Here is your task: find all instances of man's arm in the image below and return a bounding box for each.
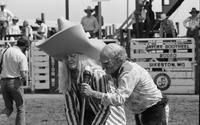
[20,70,28,82]
[19,54,28,82]
[183,17,190,28]
[81,72,137,106]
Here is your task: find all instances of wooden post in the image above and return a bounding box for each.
[195,36,199,94]
[135,0,140,38]
[98,2,102,39]
[65,0,69,19]
[41,13,45,23]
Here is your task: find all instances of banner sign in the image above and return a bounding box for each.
[129,38,196,94]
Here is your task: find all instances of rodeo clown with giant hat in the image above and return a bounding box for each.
[36,17,126,125]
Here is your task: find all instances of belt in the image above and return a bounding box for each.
[1,77,20,80]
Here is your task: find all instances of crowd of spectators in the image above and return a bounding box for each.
[0,1,50,42]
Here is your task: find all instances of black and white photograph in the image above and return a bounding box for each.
[0,0,199,125]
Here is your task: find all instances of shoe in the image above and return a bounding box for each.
[0,114,8,121]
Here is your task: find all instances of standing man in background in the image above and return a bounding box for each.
[81,6,99,38]
[183,7,200,39]
[0,1,14,40]
[0,36,30,125]
[131,6,146,38]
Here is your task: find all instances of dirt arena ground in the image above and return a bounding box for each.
[0,94,199,125]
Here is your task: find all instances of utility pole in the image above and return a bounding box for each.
[65,0,69,19]
[135,0,140,38]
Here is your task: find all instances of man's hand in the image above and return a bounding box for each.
[81,83,93,97]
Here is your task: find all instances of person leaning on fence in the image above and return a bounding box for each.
[81,43,169,125]
[59,53,126,125]
[0,36,30,125]
[183,7,200,39]
[159,13,176,38]
[81,6,99,38]
[33,18,48,40]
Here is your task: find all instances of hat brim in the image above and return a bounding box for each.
[12,19,19,21]
[36,21,105,60]
[84,9,93,13]
[190,11,199,14]
[35,21,42,23]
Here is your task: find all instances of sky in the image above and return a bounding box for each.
[3,0,200,36]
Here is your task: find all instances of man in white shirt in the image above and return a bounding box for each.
[0,36,29,125]
[81,6,99,38]
[81,43,169,125]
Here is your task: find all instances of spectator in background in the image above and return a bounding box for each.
[21,20,33,41]
[8,16,21,40]
[33,18,48,40]
[0,1,14,40]
[183,7,200,38]
[81,6,99,38]
[159,13,176,38]
[131,6,146,38]
[144,1,155,38]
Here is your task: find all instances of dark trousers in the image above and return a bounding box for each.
[0,78,25,125]
[187,28,199,38]
[135,95,168,125]
[0,21,7,40]
[132,23,144,38]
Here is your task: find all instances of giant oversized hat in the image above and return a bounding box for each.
[35,17,105,60]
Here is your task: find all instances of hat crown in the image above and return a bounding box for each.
[84,6,94,13]
[190,7,198,13]
[57,17,76,31]
[12,16,19,20]
[86,6,92,10]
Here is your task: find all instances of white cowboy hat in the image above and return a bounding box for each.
[84,6,94,13]
[35,17,105,60]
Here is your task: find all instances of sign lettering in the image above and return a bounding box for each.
[160,53,177,58]
[149,62,186,68]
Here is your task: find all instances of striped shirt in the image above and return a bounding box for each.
[64,67,126,125]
